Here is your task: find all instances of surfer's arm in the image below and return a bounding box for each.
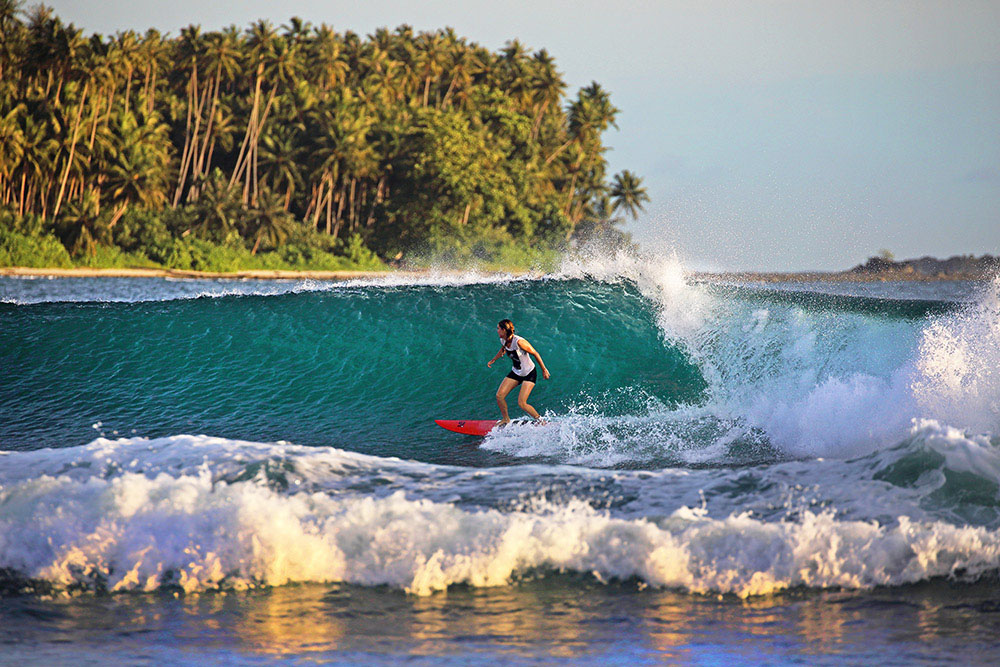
[487,347,505,368]
[518,339,551,380]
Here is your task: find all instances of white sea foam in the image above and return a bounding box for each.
[913,277,1000,434]
[2,424,999,597]
[3,460,1000,597]
[0,271,538,304]
[534,254,999,461]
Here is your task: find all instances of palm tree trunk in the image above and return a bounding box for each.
[441,73,459,109]
[178,77,211,204]
[326,182,335,234]
[331,189,343,239]
[305,181,318,225]
[230,63,263,188]
[19,172,26,215]
[108,203,127,229]
[206,138,217,173]
[87,93,103,151]
[142,63,151,108]
[365,175,385,228]
[348,177,357,232]
[173,67,200,206]
[334,178,347,236]
[193,68,221,184]
[124,67,133,114]
[53,80,89,219]
[563,172,578,216]
[311,177,325,228]
[544,137,574,166]
[147,67,157,114]
[530,99,550,141]
[249,86,278,205]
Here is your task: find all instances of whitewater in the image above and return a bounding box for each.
[1,256,999,664]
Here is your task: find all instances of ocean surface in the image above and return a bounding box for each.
[2,257,999,665]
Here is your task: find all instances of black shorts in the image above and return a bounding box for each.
[505,368,537,384]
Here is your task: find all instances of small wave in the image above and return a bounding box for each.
[2,424,1000,597]
[0,271,539,305]
[3,470,999,597]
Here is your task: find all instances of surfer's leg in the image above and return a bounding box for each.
[496,377,519,424]
[517,382,543,421]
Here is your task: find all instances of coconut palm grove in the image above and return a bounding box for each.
[0,3,649,271]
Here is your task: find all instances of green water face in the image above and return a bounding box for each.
[0,280,706,463]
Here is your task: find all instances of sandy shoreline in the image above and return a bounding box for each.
[0,266,990,282]
[0,267,404,280]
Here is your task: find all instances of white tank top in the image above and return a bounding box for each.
[504,335,535,377]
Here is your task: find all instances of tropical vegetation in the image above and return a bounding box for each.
[0,2,648,271]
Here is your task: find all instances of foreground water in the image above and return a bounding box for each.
[1,258,999,664]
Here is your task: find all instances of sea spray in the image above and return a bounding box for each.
[3,421,1000,596]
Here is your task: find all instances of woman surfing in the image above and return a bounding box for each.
[487,319,551,425]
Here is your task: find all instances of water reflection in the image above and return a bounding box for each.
[2,579,1000,663]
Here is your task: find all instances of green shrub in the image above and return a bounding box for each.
[342,234,385,270]
[0,226,73,268]
[71,245,159,269]
[111,209,176,264]
[1,205,388,273]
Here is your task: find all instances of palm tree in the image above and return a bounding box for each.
[191,168,241,240]
[231,21,300,205]
[527,49,564,140]
[245,186,296,254]
[58,188,103,256]
[0,0,26,82]
[112,30,141,113]
[50,25,90,219]
[187,27,241,189]
[2,8,650,268]
[0,101,25,207]
[309,24,348,92]
[172,24,206,206]
[258,123,302,210]
[139,29,167,114]
[229,20,276,191]
[103,110,170,228]
[415,30,447,107]
[609,170,649,219]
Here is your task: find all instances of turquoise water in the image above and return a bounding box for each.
[1,263,999,664]
[2,277,703,462]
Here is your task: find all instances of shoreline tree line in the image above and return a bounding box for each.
[0,2,649,271]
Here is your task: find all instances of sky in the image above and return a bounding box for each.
[44,0,1000,270]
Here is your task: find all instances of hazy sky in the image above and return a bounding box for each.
[45,0,1000,270]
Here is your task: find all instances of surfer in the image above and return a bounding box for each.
[487,319,550,425]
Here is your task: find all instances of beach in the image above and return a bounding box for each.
[2,264,992,283]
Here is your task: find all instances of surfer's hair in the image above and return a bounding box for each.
[498,319,515,336]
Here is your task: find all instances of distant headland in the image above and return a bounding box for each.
[701,254,999,283]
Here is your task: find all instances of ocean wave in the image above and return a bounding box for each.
[2,257,997,466]
[2,423,1000,597]
[0,270,541,305]
[3,469,999,597]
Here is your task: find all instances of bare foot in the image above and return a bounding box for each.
[499,418,511,426]
[534,418,547,426]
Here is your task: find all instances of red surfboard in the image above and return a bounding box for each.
[435,419,500,436]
